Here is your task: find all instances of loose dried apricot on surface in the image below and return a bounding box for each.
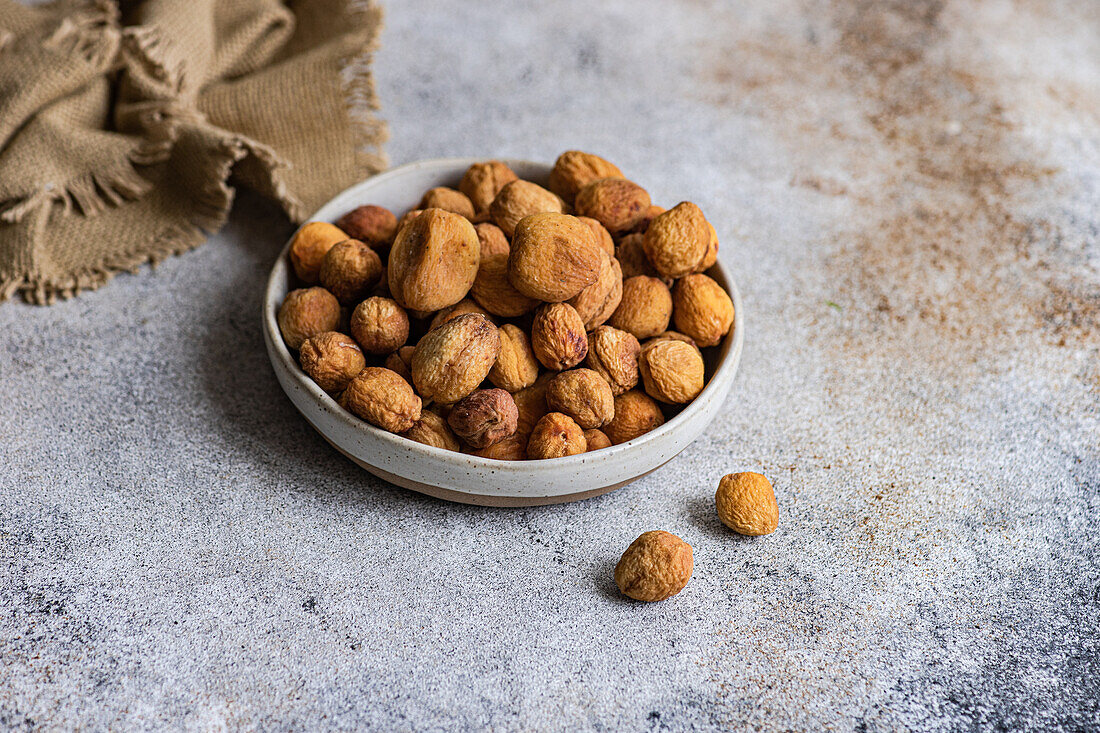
[281,152,737,459]
[716,472,779,536]
[615,530,693,602]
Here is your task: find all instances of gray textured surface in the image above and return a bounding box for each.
[3,0,1099,730]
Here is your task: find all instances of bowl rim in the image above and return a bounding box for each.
[263,157,744,472]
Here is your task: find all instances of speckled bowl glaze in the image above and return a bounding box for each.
[263,158,744,506]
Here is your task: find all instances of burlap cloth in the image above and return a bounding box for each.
[0,0,386,304]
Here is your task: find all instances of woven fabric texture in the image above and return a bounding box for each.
[0,0,386,304]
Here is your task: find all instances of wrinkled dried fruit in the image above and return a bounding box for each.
[476,221,509,257]
[652,330,698,349]
[460,161,519,213]
[508,212,602,302]
[639,339,705,404]
[672,273,734,347]
[396,208,425,236]
[547,151,624,205]
[583,429,612,451]
[489,324,539,392]
[631,204,666,235]
[616,233,661,280]
[384,345,415,383]
[401,409,461,451]
[490,180,565,237]
[514,374,552,435]
[614,530,693,602]
[716,472,779,536]
[350,296,409,355]
[429,298,493,331]
[531,302,588,371]
[448,388,519,448]
[388,208,479,311]
[696,221,719,272]
[574,178,651,234]
[586,325,641,395]
[298,153,738,460]
[468,434,528,460]
[642,201,710,279]
[471,376,552,460]
[603,389,665,444]
[429,402,452,421]
[419,187,476,219]
[411,314,501,404]
[609,276,672,339]
[278,287,341,350]
[545,368,615,429]
[289,222,348,283]
[471,223,538,317]
[343,366,422,433]
[526,412,586,459]
[299,331,366,394]
[319,239,383,305]
[577,216,615,256]
[567,251,622,330]
[336,205,397,249]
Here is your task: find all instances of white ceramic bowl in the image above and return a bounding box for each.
[263,158,744,506]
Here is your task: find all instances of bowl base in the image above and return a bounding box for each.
[313,426,663,507]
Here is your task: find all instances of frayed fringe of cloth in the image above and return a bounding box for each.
[0,0,388,304]
[0,155,153,223]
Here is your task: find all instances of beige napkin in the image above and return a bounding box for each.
[0,0,386,304]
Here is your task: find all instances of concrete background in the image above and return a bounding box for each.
[2,0,1098,730]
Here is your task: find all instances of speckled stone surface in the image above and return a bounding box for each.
[2,1,1098,730]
